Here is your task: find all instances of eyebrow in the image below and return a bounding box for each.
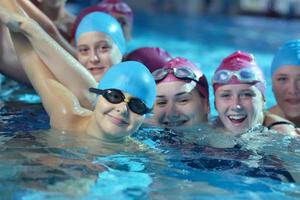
[175,92,190,97]
[156,92,190,98]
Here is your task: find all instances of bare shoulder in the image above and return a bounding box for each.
[268,105,285,117]
[46,79,93,132]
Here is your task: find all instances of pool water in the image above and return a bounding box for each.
[1,11,300,200]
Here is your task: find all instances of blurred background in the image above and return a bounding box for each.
[68,0,300,18]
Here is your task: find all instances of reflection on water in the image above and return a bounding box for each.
[1,124,299,199]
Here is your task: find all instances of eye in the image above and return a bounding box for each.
[78,46,89,55]
[176,97,190,105]
[96,44,111,53]
[219,93,231,99]
[239,91,255,99]
[156,99,167,107]
[276,76,288,82]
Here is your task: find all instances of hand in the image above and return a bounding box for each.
[0,7,22,32]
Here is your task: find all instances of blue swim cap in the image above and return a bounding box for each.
[97,61,156,109]
[271,39,300,76]
[75,11,126,54]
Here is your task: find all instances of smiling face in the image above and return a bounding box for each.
[76,32,122,82]
[151,81,209,130]
[215,84,264,136]
[93,93,145,141]
[272,66,300,121]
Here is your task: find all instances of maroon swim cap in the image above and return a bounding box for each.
[157,57,209,101]
[126,47,172,72]
[97,0,133,27]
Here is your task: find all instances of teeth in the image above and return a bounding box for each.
[228,115,246,120]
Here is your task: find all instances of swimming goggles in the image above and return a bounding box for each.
[99,2,132,14]
[89,88,151,115]
[212,68,263,84]
[152,67,199,83]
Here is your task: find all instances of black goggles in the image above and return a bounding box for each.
[152,67,199,83]
[89,88,151,115]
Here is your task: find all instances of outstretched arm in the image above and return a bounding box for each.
[0,23,30,85]
[0,0,97,110]
[15,0,77,57]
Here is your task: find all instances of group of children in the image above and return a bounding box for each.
[0,0,299,145]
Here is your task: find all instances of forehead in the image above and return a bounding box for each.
[274,65,300,75]
[216,83,259,93]
[157,81,196,97]
[77,32,113,45]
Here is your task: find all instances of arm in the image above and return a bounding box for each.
[0,0,97,110]
[264,112,299,136]
[16,0,77,57]
[0,4,91,131]
[0,23,30,85]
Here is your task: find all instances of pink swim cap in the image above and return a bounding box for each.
[97,0,133,27]
[213,51,266,97]
[157,57,209,101]
[126,47,172,72]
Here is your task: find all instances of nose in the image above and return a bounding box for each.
[165,102,180,121]
[116,102,129,116]
[289,78,300,95]
[89,49,100,63]
[231,95,242,111]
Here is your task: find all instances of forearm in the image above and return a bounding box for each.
[20,18,97,109]
[0,23,31,85]
[16,0,77,57]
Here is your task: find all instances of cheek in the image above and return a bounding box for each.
[153,106,164,119]
[247,99,263,116]
[77,54,88,66]
[215,99,225,112]
[273,82,286,95]
[96,99,114,114]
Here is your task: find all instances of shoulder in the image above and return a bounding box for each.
[268,105,285,118]
[46,79,93,131]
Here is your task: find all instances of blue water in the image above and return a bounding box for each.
[1,11,300,200]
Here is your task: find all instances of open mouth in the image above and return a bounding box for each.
[227,114,247,124]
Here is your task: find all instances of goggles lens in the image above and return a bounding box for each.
[89,88,150,115]
[213,68,262,84]
[152,67,198,82]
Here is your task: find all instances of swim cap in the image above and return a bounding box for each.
[97,61,156,109]
[271,39,300,76]
[156,57,209,100]
[213,51,266,97]
[97,0,133,27]
[126,47,172,72]
[73,9,126,54]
